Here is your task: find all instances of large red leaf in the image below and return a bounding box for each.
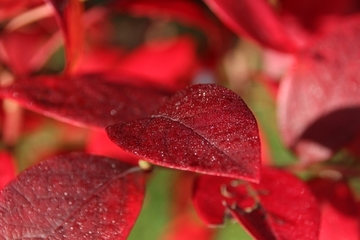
[0,152,16,190]
[204,0,298,53]
[0,152,145,239]
[0,75,172,129]
[308,178,360,240]
[107,84,260,182]
[45,0,84,72]
[278,15,360,163]
[192,167,320,239]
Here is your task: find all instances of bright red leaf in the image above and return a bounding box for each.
[0,152,145,239]
[192,167,320,239]
[107,84,260,182]
[278,15,360,163]
[45,0,84,72]
[0,75,172,130]
[308,178,360,240]
[0,152,16,190]
[204,0,298,53]
[112,36,199,91]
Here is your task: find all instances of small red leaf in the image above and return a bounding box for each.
[45,0,84,72]
[0,152,145,239]
[107,84,260,182]
[204,0,298,52]
[0,152,16,190]
[278,15,360,163]
[308,178,360,240]
[193,167,320,239]
[0,75,172,129]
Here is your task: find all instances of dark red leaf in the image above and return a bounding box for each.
[45,0,84,72]
[192,167,320,239]
[0,75,172,129]
[0,152,16,190]
[112,36,199,91]
[107,84,260,182]
[278,15,360,163]
[308,178,360,240]
[204,0,298,52]
[0,152,145,239]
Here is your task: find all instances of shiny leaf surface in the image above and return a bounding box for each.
[107,84,260,182]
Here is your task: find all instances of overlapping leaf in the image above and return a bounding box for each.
[192,167,320,239]
[45,0,84,72]
[204,0,298,52]
[0,152,145,239]
[278,15,360,163]
[308,178,360,240]
[0,75,172,129]
[107,84,260,182]
[0,152,16,190]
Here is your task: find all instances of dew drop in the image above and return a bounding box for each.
[110,109,117,116]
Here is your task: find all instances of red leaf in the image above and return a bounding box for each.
[0,152,145,239]
[0,75,172,129]
[204,0,298,52]
[45,0,84,72]
[107,84,260,182]
[278,15,360,163]
[0,152,16,190]
[308,178,360,240]
[193,167,320,239]
[112,37,199,91]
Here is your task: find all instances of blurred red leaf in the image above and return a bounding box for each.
[0,152,145,239]
[278,15,360,163]
[0,0,43,21]
[0,152,16,190]
[204,0,298,52]
[112,37,199,91]
[86,130,139,165]
[0,75,172,129]
[308,178,360,240]
[107,84,260,182]
[0,21,59,76]
[45,0,84,72]
[193,167,320,239]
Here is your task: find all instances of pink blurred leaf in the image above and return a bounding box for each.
[279,0,359,31]
[45,0,84,72]
[278,15,360,163]
[107,84,260,182]
[193,167,320,239]
[0,0,43,21]
[112,37,199,91]
[204,0,298,52]
[308,178,360,240]
[0,75,172,129]
[0,152,144,239]
[0,152,16,190]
